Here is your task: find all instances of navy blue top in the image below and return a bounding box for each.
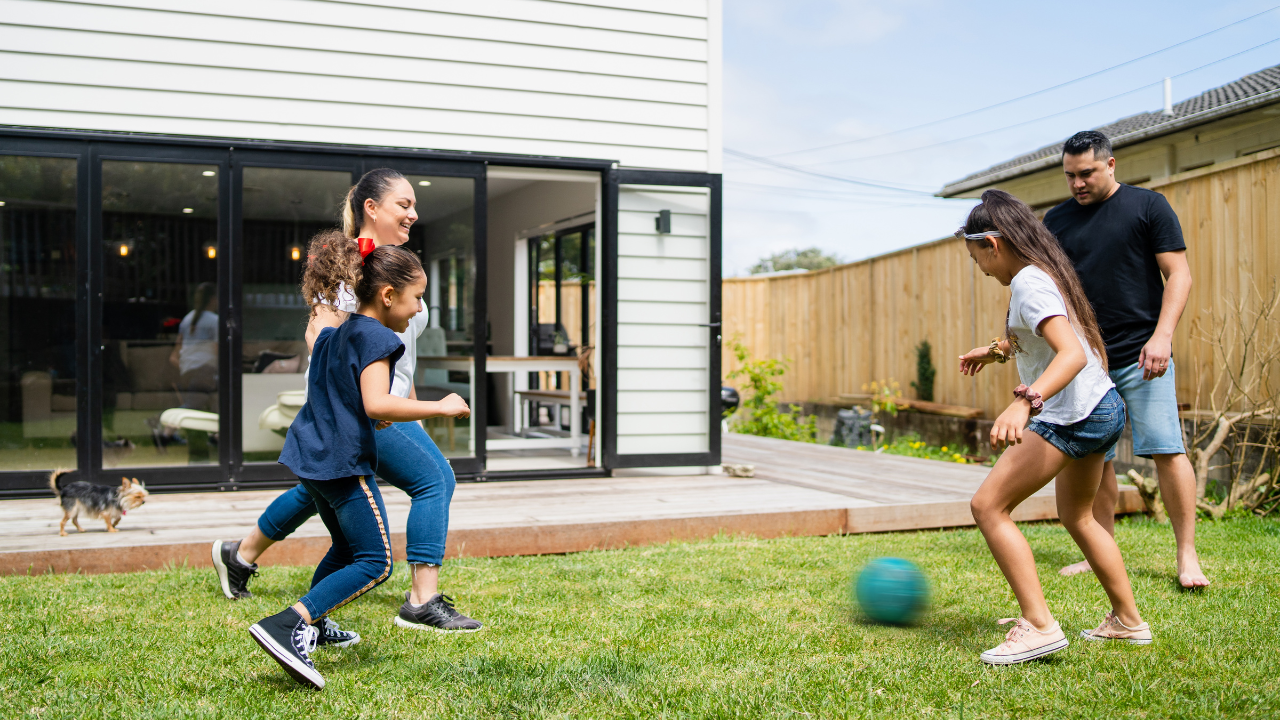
[279,314,405,481]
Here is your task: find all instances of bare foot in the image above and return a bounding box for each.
[1178,554,1210,589]
[1059,560,1093,577]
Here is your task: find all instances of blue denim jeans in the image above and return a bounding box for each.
[258,421,456,565]
[1028,388,1126,460]
[297,475,393,621]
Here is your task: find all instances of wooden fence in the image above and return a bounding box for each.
[722,148,1280,419]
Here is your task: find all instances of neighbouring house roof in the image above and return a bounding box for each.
[939,64,1280,197]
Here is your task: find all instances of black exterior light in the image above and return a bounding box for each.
[655,209,671,234]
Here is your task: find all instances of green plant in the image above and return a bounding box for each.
[862,379,902,416]
[857,432,995,465]
[726,340,817,443]
[748,247,841,274]
[910,340,936,402]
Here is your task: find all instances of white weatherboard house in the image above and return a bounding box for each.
[0,0,723,496]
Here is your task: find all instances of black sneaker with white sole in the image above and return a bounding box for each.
[395,592,483,633]
[249,608,324,690]
[316,617,360,648]
[212,539,258,600]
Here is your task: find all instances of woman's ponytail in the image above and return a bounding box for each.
[341,168,406,239]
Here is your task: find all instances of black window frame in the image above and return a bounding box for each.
[0,126,724,497]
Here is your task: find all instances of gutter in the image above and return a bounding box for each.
[937,87,1280,197]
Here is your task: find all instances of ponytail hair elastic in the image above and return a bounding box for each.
[357,237,376,264]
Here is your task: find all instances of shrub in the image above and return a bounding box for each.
[911,340,936,402]
[726,340,817,443]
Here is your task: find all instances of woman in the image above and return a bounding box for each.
[213,168,481,641]
[170,281,218,410]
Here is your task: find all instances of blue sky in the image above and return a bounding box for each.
[721,0,1280,275]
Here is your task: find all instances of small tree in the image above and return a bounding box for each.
[749,247,841,275]
[911,340,936,402]
[1184,279,1280,519]
[726,340,817,443]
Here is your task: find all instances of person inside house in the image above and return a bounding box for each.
[170,281,219,410]
[1044,130,1208,589]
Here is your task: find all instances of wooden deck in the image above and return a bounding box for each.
[0,434,1144,575]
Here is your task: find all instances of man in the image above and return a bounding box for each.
[1044,130,1208,588]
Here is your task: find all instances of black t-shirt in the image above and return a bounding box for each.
[1044,184,1185,368]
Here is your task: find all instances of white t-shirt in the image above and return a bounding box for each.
[307,281,428,400]
[1007,266,1114,425]
[177,310,218,375]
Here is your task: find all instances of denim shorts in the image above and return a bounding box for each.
[1103,359,1187,461]
[1028,387,1126,460]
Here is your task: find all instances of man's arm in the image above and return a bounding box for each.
[1140,250,1192,380]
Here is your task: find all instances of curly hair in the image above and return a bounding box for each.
[300,228,360,316]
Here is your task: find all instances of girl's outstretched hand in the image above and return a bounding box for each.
[990,400,1030,450]
[439,393,470,419]
[959,347,995,376]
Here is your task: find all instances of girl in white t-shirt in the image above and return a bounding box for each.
[956,189,1150,666]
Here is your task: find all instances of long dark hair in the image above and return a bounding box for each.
[355,245,424,305]
[191,281,216,326]
[342,168,406,239]
[959,189,1109,370]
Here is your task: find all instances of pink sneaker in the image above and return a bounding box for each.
[980,617,1069,665]
[1080,611,1153,645]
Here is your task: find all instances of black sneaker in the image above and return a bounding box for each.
[212,539,258,600]
[249,608,324,690]
[316,617,361,648]
[394,592,483,633]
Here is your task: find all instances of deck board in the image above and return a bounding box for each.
[0,433,1144,574]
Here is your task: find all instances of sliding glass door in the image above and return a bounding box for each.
[0,137,486,496]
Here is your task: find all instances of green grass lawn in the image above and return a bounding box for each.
[3,516,1279,719]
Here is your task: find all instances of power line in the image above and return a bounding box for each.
[725,180,970,204]
[724,149,938,194]
[791,35,1280,168]
[751,4,1280,161]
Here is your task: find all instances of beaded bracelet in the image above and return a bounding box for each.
[1012,384,1043,417]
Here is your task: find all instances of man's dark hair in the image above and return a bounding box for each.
[1062,130,1112,161]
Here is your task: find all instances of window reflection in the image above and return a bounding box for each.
[241,167,350,463]
[0,155,78,471]
[404,175,475,457]
[101,161,220,467]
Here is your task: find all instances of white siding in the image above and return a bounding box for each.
[0,0,722,171]
[615,184,710,456]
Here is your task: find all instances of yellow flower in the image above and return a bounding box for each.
[940,446,948,453]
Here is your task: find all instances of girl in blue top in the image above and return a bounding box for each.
[249,245,469,691]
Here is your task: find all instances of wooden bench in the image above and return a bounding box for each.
[515,389,587,433]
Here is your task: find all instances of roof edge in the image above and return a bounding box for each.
[937,87,1280,197]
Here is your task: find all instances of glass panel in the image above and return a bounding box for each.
[241,167,350,463]
[405,175,475,458]
[102,160,219,467]
[531,226,595,390]
[0,155,78,471]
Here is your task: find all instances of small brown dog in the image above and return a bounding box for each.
[49,470,149,536]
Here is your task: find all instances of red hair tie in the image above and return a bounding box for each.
[357,237,376,263]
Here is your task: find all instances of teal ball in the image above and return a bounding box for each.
[854,557,929,625]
